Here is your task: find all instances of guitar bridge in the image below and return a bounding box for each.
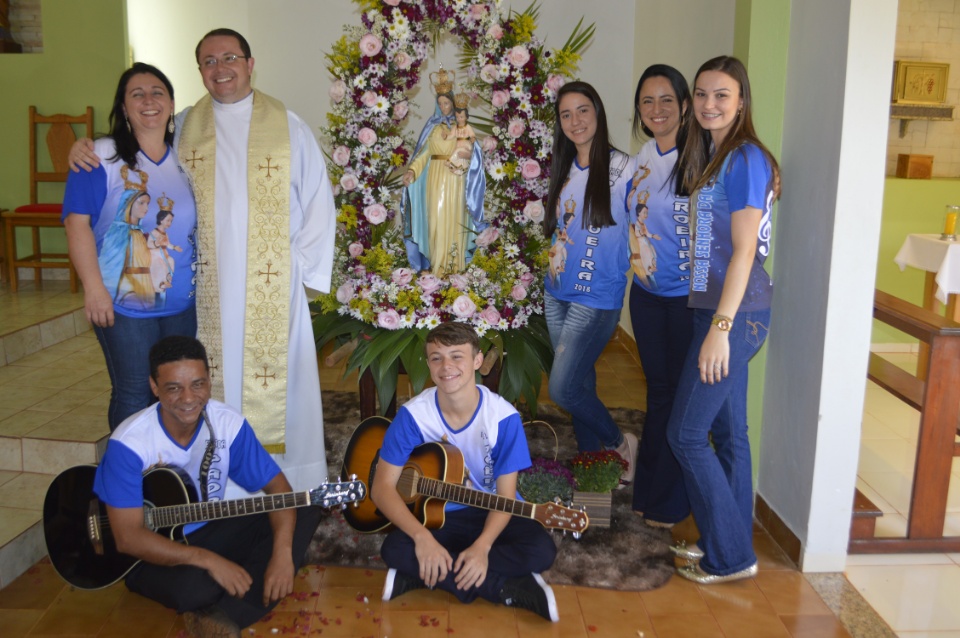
[87,498,104,556]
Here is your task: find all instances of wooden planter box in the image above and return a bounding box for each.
[573,490,612,528]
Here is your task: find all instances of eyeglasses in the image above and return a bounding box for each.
[200,54,247,69]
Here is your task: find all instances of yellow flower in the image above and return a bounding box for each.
[337,204,358,230]
[511,14,535,42]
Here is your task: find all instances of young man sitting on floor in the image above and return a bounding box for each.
[372,322,559,622]
[93,336,323,638]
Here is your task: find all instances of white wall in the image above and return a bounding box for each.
[127,0,641,144]
[757,0,897,572]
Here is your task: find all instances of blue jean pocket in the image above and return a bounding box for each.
[744,316,769,349]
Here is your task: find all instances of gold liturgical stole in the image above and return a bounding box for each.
[179,90,291,452]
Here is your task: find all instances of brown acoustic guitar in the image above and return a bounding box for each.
[340,416,589,536]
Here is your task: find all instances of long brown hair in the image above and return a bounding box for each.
[677,56,780,197]
[544,82,618,238]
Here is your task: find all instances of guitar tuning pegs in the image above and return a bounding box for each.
[573,532,581,540]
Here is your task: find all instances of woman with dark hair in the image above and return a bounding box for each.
[625,64,695,528]
[543,81,638,483]
[666,56,780,584]
[63,62,197,430]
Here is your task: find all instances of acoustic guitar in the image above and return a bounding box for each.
[340,416,588,536]
[42,464,366,590]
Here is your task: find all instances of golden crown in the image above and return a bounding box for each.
[454,92,469,110]
[120,165,149,192]
[157,193,174,212]
[430,64,455,94]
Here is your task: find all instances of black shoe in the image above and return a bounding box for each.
[183,605,240,638]
[382,567,426,601]
[499,573,558,622]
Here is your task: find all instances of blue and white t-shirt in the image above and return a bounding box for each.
[380,386,531,510]
[545,150,637,310]
[94,399,281,534]
[62,138,197,317]
[689,143,775,311]
[626,140,690,297]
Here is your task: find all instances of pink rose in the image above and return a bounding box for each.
[479,306,501,326]
[384,0,400,5]
[469,5,487,20]
[329,79,347,103]
[451,295,477,319]
[335,282,354,304]
[353,264,366,278]
[507,45,530,68]
[481,136,497,153]
[359,33,383,57]
[339,173,359,191]
[523,200,545,223]
[546,74,566,93]
[363,203,387,224]
[394,51,412,70]
[392,100,409,121]
[361,90,378,108]
[391,267,414,286]
[480,64,499,84]
[448,273,469,290]
[520,159,541,180]
[475,226,499,247]
[491,90,509,109]
[510,285,527,301]
[358,127,378,147]
[520,271,535,287]
[331,145,351,166]
[486,24,503,40]
[348,242,364,258]
[506,118,525,139]
[418,273,442,295]
[377,309,401,330]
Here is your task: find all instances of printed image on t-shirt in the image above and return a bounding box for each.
[548,184,576,288]
[97,167,185,312]
[626,162,662,290]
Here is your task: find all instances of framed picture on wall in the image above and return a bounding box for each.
[892,61,950,104]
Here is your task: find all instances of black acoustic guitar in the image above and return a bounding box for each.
[340,416,589,536]
[43,464,366,590]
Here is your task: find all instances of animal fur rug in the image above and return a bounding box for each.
[307,391,674,592]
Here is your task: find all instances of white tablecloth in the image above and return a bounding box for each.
[894,233,960,304]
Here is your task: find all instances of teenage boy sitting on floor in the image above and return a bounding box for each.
[372,322,559,622]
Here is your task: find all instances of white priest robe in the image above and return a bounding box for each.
[176,92,335,494]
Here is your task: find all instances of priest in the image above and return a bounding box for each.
[177,28,336,495]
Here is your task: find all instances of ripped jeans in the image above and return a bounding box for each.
[544,292,624,451]
[667,307,771,575]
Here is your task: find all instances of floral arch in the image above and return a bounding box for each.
[313,0,593,410]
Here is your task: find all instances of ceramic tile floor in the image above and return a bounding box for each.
[0,277,937,636]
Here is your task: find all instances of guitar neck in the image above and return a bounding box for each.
[416,477,534,519]
[147,491,310,529]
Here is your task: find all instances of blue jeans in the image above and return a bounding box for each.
[628,285,694,523]
[666,307,770,575]
[381,508,557,604]
[544,293,624,451]
[94,307,197,431]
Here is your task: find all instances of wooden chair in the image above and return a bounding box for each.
[2,106,93,292]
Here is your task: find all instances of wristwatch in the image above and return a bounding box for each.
[711,314,733,332]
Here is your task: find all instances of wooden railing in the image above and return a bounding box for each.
[849,289,960,553]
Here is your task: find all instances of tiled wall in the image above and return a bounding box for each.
[8,0,41,53]
[888,0,960,177]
